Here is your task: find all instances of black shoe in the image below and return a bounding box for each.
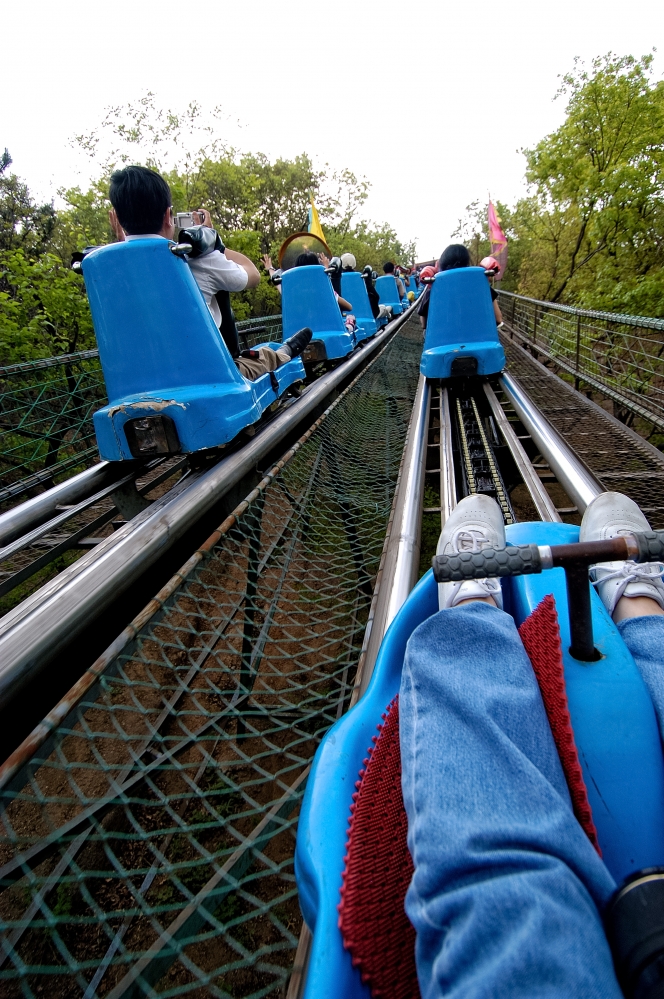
[281,327,312,359]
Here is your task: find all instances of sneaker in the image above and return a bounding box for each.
[280,327,313,360]
[579,491,664,617]
[437,494,505,611]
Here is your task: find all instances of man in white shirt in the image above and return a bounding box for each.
[108,166,311,379]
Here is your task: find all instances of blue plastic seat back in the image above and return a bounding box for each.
[281,266,346,337]
[375,275,403,309]
[82,239,244,403]
[425,267,497,348]
[340,273,377,332]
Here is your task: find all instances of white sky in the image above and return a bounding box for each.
[2,0,663,259]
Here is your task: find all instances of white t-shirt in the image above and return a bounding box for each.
[126,234,248,327]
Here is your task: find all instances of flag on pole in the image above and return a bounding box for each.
[307,196,326,243]
[488,201,508,280]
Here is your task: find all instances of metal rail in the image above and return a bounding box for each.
[0,305,417,705]
[483,383,561,523]
[500,372,603,513]
[0,461,123,547]
[357,373,430,697]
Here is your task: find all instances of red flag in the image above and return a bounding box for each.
[488,201,508,280]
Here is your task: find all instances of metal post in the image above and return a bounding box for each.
[563,563,598,661]
[533,304,539,347]
[239,492,265,692]
[575,313,582,391]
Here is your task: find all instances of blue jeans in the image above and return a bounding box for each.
[400,603,664,998]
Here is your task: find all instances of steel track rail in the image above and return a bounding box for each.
[0,305,417,707]
[0,461,124,546]
[500,372,604,512]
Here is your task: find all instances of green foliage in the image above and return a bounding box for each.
[456,54,664,316]
[0,94,415,357]
[325,220,416,272]
[0,248,95,363]
[0,149,56,254]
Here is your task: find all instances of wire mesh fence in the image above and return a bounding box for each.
[0,318,284,509]
[497,291,664,432]
[0,355,106,508]
[0,317,423,999]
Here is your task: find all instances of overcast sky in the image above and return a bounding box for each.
[2,0,663,259]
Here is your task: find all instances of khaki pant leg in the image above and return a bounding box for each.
[235,346,287,381]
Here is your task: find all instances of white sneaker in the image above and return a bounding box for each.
[579,492,664,617]
[437,494,505,611]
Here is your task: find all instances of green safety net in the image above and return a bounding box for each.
[0,317,422,998]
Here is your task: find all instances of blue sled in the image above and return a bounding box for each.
[282,265,355,363]
[295,521,664,999]
[83,239,305,461]
[340,272,380,340]
[420,266,505,378]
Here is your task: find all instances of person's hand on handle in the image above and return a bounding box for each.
[109,209,126,242]
[318,253,330,267]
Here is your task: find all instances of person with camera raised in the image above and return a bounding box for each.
[108,166,312,379]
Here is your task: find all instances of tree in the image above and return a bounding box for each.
[0,152,95,363]
[0,149,56,254]
[521,53,664,306]
[455,54,664,315]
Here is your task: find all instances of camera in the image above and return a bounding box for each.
[174,211,203,229]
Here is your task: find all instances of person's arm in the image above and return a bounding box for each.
[338,295,353,311]
[494,299,503,324]
[396,277,406,298]
[224,248,260,288]
[195,209,260,289]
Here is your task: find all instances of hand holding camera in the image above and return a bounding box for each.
[174,209,212,229]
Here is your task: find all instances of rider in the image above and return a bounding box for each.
[400,490,664,998]
[340,252,393,322]
[416,245,503,330]
[108,166,312,381]
[261,251,354,313]
[382,260,406,299]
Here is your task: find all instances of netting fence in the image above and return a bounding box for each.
[0,318,283,509]
[0,317,422,999]
[497,290,664,432]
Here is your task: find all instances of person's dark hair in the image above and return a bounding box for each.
[382,261,395,273]
[109,165,171,235]
[294,251,320,267]
[438,244,471,272]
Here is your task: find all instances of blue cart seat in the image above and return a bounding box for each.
[420,266,505,378]
[281,265,355,362]
[340,272,378,340]
[375,274,404,315]
[296,521,664,997]
[405,274,419,298]
[82,239,305,461]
